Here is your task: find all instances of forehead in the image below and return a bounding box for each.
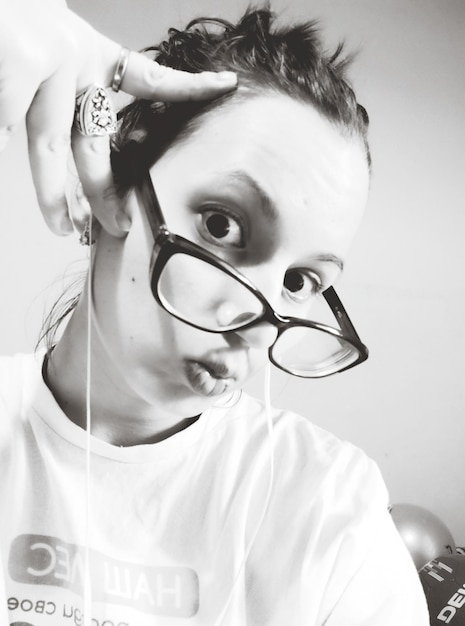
[154,93,369,255]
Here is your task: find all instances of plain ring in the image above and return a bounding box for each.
[111,47,130,93]
[74,85,117,136]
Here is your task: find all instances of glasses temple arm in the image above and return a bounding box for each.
[323,287,363,341]
[138,172,168,239]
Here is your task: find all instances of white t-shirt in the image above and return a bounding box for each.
[0,353,429,625]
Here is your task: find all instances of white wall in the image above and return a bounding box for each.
[1,0,464,543]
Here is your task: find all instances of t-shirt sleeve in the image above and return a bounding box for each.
[324,506,430,625]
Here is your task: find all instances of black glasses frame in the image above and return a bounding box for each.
[137,172,369,377]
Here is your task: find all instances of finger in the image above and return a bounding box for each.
[115,50,237,102]
[0,83,36,127]
[0,125,18,152]
[0,64,40,150]
[0,80,42,152]
[26,68,75,235]
[71,130,129,238]
[0,16,40,129]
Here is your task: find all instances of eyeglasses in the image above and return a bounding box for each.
[136,172,368,378]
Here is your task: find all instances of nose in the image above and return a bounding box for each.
[215,301,262,329]
[233,322,278,350]
[216,301,277,348]
[213,266,282,348]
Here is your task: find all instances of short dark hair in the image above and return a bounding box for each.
[111,7,370,192]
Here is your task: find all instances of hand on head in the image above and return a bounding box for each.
[0,1,237,237]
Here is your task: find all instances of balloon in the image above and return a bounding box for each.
[390,503,456,571]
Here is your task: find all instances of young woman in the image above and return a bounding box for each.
[0,3,429,625]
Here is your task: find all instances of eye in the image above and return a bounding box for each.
[198,208,244,248]
[283,269,323,303]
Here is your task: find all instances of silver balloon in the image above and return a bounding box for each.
[390,503,456,571]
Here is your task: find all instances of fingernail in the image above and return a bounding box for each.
[59,216,74,236]
[48,215,73,236]
[215,71,237,83]
[116,212,131,233]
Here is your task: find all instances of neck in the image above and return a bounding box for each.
[43,291,207,447]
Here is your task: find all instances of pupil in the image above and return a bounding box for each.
[207,214,230,239]
[284,271,304,293]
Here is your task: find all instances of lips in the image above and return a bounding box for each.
[184,359,239,397]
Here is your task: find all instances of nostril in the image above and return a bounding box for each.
[215,301,260,329]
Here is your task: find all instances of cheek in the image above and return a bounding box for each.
[114,265,206,367]
[113,211,211,361]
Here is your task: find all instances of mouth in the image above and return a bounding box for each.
[184,359,240,397]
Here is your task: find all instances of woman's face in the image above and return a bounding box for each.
[92,93,370,416]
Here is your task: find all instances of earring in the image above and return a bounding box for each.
[79,217,97,246]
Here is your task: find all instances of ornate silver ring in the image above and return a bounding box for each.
[74,85,117,137]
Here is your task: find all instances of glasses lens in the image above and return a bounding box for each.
[157,252,265,331]
[271,325,360,377]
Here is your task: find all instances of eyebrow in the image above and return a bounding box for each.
[221,170,345,271]
[224,170,279,222]
[314,254,344,272]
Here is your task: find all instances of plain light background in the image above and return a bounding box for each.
[1,0,464,543]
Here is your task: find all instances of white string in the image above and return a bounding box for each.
[79,218,274,624]
[83,218,93,626]
[213,364,275,625]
